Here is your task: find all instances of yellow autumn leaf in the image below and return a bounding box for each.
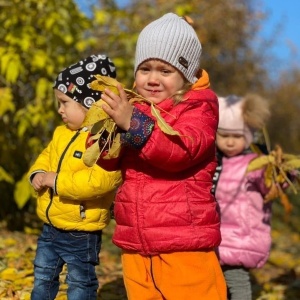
[82,140,101,167]
[264,182,279,202]
[14,276,34,286]
[81,100,109,127]
[150,104,180,136]
[14,174,32,209]
[102,118,117,133]
[279,192,293,215]
[0,289,6,298]
[90,74,124,95]
[0,166,14,184]
[24,226,41,236]
[103,133,122,160]
[283,159,300,170]
[282,153,300,160]
[0,87,15,115]
[264,164,274,188]
[4,238,17,246]
[246,155,274,172]
[56,294,68,300]
[0,268,19,281]
[6,252,21,258]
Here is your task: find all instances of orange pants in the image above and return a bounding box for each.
[121,250,227,300]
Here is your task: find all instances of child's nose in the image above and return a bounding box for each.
[227,137,234,145]
[147,72,159,85]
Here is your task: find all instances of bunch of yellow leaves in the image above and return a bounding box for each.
[247,129,300,215]
[82,75,181,167]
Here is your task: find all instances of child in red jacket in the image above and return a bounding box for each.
[92,13,226,300]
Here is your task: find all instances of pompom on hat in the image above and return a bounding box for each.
[53,54,116,109]
[134,13,202,83]
[218,94,270,148]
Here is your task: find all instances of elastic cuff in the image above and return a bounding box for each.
[121,107,154,149]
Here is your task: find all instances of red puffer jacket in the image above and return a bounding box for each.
[98,87,221,255]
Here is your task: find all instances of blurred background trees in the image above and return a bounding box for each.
[0,0,299,230]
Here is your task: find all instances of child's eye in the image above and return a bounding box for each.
[162,69,171,74]
[139,67,149,73]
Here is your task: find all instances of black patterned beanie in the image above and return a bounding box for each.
[53,54,116,109]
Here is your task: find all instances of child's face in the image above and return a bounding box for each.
[135,59,185,104]
[55,89,88,130]
[216,131,246,157]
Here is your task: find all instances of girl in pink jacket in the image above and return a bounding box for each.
[214,94,271,300]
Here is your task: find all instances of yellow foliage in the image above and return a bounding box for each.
[0,268,19,281]
[32,50,47,70]
[0,166,14,184]
[24,226,41,236]
[247,143,300,215]
[6,252,21,259]
[0,87,15,116]
[14,174,32,209]
[3,238,17,247]
[35,77,51,101]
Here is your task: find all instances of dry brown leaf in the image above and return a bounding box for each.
[264,183,279,202]
[279,192,293,215]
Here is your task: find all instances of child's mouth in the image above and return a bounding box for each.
[150,90,159,95]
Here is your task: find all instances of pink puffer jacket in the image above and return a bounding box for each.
[216,153,272,268]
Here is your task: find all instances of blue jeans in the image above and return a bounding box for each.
[31,224,102,300]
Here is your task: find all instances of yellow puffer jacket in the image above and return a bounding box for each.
[28,125,122,231]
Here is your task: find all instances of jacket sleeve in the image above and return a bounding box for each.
[138,92,218,172]
[56,165,122,201]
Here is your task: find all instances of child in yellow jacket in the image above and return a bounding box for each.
[28,54,122,300]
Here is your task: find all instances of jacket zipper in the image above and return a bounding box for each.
[46,130,81,225]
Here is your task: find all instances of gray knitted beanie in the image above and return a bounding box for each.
[134,13,202,83]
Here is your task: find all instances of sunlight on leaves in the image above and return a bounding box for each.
[247,131,300,215]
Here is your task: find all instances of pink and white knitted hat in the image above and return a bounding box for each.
[218,95,254,148]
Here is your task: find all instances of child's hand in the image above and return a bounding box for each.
[101,83,134,131]
[31,173,45,191]
[41,171,57,189]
